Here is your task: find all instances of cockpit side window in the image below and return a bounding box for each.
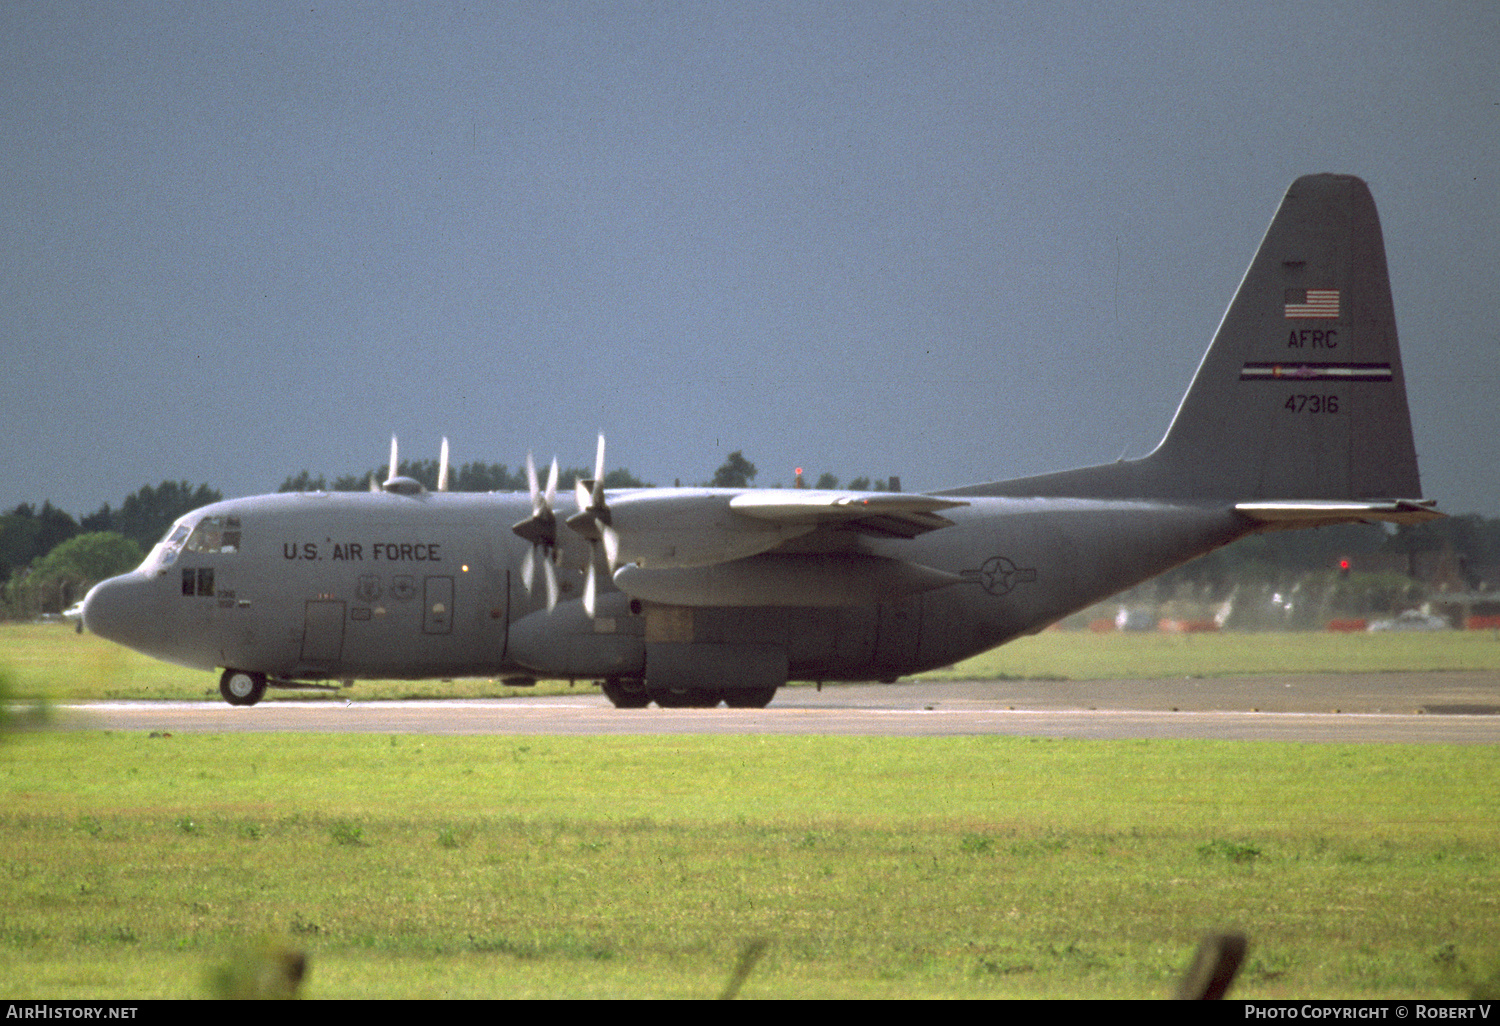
[138,522,192,575]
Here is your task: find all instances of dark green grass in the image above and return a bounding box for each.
[6,623,1499,705]
[2,732,1496,998]
[0,623,582,702]
[932,627,1500,680]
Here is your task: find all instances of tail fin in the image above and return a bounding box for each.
[961,174,1433,512]
[1150,173,1420,500]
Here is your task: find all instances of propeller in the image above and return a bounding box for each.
[511,452,560,610]
[372,435,400,492]
[378,435,449,495]
[565,433,620,617]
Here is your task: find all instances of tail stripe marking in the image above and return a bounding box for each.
[1239,362,1392,382]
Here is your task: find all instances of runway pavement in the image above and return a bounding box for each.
[56,672,1500,744]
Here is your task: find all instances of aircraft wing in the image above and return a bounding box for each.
[727,491,968,539]
[597,489,968,606]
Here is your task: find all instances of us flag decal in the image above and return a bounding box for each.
[1284,288,1340,318]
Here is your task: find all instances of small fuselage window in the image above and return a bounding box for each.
[182,567,215,596]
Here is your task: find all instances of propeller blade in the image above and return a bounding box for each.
[601,523,620,572]
[516,450,563,610]
[555,432,613,616]
[437,437,450,492]
[592,432,607,506]
[386,435,399,485]
[543,556,559,612]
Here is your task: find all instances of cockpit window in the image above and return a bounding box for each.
[138,523,191,575]
[185,516,242,554]
[139,516,241,576]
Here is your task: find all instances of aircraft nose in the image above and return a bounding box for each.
[82,573,160,650]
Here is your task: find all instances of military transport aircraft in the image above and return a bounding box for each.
[82,174,1442,708]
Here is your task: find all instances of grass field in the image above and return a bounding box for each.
[4,622,1499,704]
[2,623,1498,998]
[930,626,1500,681]
[1,731,1497,999]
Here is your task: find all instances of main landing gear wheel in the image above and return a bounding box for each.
[220,669,267,707]
[651,687,720,709]
[724,688,777,709]
[601,679,650,709]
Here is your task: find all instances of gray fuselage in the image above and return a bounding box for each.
[82,488,1249,685]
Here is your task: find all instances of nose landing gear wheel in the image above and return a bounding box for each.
[220,669,267,706]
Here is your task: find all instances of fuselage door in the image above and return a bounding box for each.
[301,599,347,665]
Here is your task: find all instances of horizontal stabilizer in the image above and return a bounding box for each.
[1236,499,1444,530]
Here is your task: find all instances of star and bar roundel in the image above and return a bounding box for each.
[960,556,1038,597]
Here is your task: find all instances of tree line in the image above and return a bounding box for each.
[0,452,903,617]
[276,459,648,495]
[272,451,901,493]
[2,482,222,617]
[5,454,1497,620]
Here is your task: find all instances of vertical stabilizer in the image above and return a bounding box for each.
[952,174,1427,505]
[1148,173,1420,500]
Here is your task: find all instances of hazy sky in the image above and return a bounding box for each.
[5,1,1497,520]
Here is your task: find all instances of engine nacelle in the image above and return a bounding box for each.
[506,592,644,678]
